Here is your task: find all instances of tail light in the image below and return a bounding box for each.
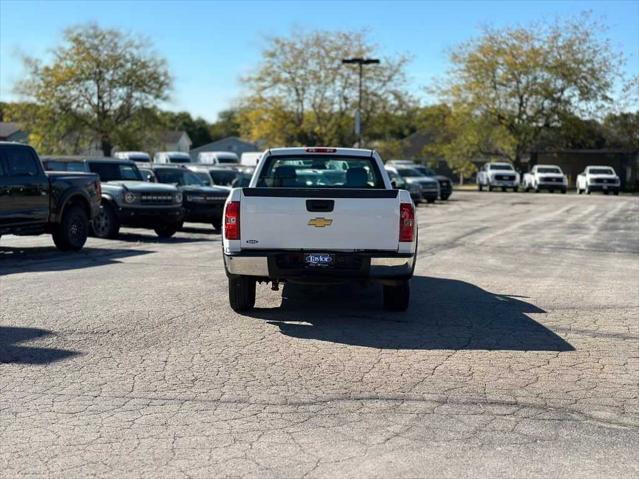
[224,201,240,240]
[304,147,337,153]
[399,203,415,242]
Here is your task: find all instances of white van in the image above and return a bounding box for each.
[114,151,152,164]
[154,151,192,164]
[240,151,262,167]
[197,151,239,166]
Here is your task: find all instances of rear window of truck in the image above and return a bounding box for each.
[257,155,384,189]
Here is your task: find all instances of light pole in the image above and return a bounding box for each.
[342,57,380,147]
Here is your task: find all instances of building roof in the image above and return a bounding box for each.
[0,122,23,138]
[161,130,190,143]
[190,136,259,154]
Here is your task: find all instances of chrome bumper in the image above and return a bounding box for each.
[224,252,415,279]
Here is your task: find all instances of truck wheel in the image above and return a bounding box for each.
[488,185,493,192]
[561,188,567,194]
[383,280,410,311]
[586,186,591,195]
[441,193,451,201]
[426,197,436,204]
[229,276,256,312]
[613,190,619,196]
[92,203,120,239]
[52,204,89,252]
[154,223,179,238]
[478,184,483,191]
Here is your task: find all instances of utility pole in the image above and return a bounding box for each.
[341,57,380,147]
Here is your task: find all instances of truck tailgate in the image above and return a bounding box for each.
[240,189,400,251]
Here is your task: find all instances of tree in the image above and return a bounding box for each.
[13,23,171,156]
[439,13,624,169]
[239,29,412,147]
[209,109,242,141]
[159,111,213,148]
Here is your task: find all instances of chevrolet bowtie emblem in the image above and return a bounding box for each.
[308,217,333,228]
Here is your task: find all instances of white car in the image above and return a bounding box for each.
[197,151,240,166]
[113,151,152,165]
[522,164,567,193]
[576,166,621,195]
[222,147,417,312]
[240,151,263,167]
[153,151,192,164]
[477,162,520,191]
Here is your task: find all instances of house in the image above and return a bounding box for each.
[190,136,260,161]
[158,131,192,153]
[0,122,29,143]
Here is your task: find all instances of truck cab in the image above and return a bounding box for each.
[222,147,417,312]
[1,143,100,251]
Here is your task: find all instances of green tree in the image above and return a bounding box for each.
[13,23,171,155]
[159,111,213,148]
[439,13,623,169]
[239,29,412,147]
[210,109,242,141]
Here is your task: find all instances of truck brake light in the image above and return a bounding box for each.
[304,147,337,153]
[224,201,241,240]
[399,203,414,242]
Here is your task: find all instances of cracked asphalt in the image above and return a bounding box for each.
[1,191,638,478]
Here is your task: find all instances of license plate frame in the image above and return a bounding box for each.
[304,253,334,268]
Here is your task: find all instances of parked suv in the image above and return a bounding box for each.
[186,165,239,186]
[152,165,230,231]
[385,165,439,203]
[0,143,100,251]
[42,157,184,238]
[387,160,453,200]
[576,166,621,195]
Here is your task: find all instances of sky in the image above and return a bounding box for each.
[1,0,638,122]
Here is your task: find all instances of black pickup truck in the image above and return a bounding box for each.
[0,142,101,251]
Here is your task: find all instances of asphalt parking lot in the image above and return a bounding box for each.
[1,191,638,478]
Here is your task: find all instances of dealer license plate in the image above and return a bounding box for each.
[304,253,334,267]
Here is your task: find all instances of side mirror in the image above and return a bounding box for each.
[391,179,398,189]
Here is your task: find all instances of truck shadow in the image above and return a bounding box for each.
[0,247,152,275]
[249,276,574,352]
[0,327,79,364]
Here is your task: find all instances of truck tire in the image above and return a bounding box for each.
[229,276,256,312]
[52,204,89,252]
[383,280,410,311]
[478,183,483,191]
[154,223,179,238]
[441,193,451,201]
[426,197,436,204]
[92,203,120,239]
[561,188,567,194]
[488,185,494,192]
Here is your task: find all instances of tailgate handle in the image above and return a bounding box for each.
[306,199,334,212]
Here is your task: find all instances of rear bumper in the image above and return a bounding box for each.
[224,250,415,282]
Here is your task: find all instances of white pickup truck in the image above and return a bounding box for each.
[576,166,621,195]
[222,147,418,312]
[476,162,520,192]
[522,164,567,193]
